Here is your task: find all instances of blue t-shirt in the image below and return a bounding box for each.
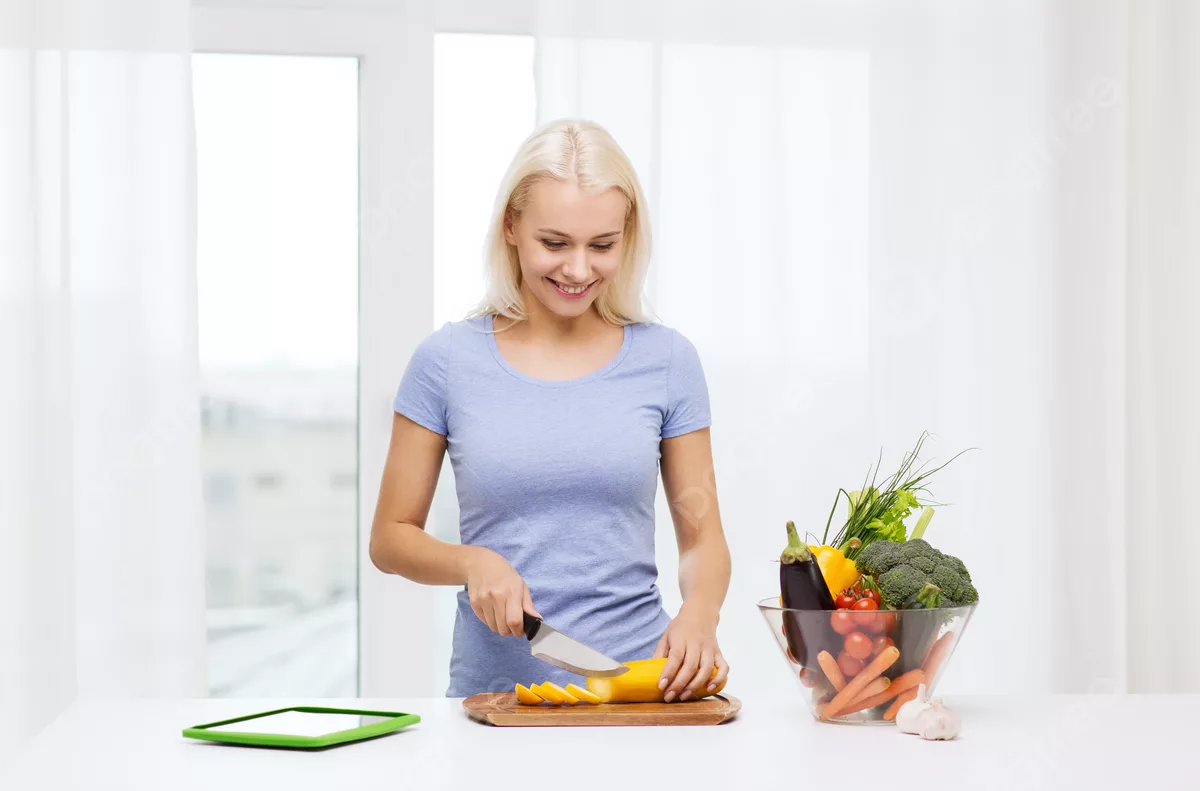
[392,313,712,697]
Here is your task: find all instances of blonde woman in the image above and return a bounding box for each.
[370,119,731,701]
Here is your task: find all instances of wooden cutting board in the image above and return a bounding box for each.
[462,692,741,727]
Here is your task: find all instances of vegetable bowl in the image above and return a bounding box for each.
[758,598,975,724]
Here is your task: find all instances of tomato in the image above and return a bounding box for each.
[785,646,798,664]
[871,635,895,657]
[835,592,858,610]
[831,610,857,635]
[843,631,873,661]
[878,610,897,634]
[861,588,881,607]
[837,651,866,678]
[799,667,820,688]
[851,597,882,632]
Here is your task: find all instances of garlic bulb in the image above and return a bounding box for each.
[895,683,932,734]
[916,699,961,741]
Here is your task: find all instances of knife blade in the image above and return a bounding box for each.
[522,613,629,678]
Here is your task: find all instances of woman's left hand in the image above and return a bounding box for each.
[653,604,729,702]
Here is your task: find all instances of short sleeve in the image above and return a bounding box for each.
[662,329,712,439]
[392,322,452,435]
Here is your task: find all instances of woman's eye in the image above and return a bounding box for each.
[540,240,567,250]
[591,244,614,252]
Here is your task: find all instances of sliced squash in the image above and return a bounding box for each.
[586,657,726,703]
[515,683,544,705]
[564,683,602,705]
[528,683,557,703]
[538,681,579,705]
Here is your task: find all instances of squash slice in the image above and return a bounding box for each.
[515,683,544,705]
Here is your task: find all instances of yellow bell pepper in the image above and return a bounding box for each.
[808,544,860,599]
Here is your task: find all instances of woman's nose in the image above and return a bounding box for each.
[561,247,590,281]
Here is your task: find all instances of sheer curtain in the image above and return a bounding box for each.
[0,0,205,765]
[530,0,1199,695]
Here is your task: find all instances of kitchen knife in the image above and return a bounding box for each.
[522,613,629,678]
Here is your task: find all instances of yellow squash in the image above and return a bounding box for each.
[585,657,727,704]
[564,683,602,704]
[535,681,578,704]
[515,683,544,705]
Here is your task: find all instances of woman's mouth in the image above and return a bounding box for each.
[546,278,597,299]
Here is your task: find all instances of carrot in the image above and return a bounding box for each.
[921,632,955,680]
[884,687,920,721]
[842,669,925,715]
[848,677,889,706]
[820,645,899,720]
[817,651,846,692]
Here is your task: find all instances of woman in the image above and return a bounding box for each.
[370,118,731,701]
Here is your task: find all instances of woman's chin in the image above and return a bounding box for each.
[535,287,599,318]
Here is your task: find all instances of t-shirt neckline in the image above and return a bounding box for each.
[486,313,633,388]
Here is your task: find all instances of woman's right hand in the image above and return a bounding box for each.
[463,546,541,637]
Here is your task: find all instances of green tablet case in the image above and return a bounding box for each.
[183,706,420,749]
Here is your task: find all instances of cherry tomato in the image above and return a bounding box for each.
[835,592,858,610]
[837,651,866,678]
[799,667,820,688]
[831,610,857,636]
[861,588,881,607]
[851,597,882,632]
[843,631,873,661]
[878,610,897,634]
[871,635,895,657]
[785,646,797,664]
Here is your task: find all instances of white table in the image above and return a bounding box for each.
[2,694,1190,790]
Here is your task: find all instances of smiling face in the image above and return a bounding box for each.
[503,177,628,320]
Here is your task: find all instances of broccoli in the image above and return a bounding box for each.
[854,540,905,576]
[939,553,972,583]
[899,539,935,560]
[857,539,978,607]
[908,555,936,574]
[878,564,928,605]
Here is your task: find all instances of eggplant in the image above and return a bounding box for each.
[779,521,836,668]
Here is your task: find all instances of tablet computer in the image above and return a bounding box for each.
[183,706,420,749]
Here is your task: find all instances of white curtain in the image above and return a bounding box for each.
[531,0,1200,695]
[0,0,205,766]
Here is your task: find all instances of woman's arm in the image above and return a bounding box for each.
[369,412,465,583]
[656,427,732,701]
[370,412,539,635]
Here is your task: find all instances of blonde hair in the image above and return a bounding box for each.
[469,118,654,326]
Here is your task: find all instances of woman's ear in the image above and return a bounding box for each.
[503,209,517,246]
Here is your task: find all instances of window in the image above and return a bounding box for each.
[194,53,359,698]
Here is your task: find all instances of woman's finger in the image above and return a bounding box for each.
[521,585,541,620]
[504,590,524,637]
[494,593,513,637]
[682,646,715,701]
[709,651,730,691]
[664,643,699,703]
[658,639,685,694]
[653,632,669,662]
[479,597,500,634]
[470,597,491,632]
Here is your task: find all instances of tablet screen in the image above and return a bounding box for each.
[205,710,394,737]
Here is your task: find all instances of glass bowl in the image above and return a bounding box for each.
[757,597,976,724]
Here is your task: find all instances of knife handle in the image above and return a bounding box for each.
[523,612,542,641]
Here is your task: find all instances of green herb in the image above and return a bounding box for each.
[820,432,972,558]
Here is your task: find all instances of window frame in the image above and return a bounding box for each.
[192,4,436,697]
